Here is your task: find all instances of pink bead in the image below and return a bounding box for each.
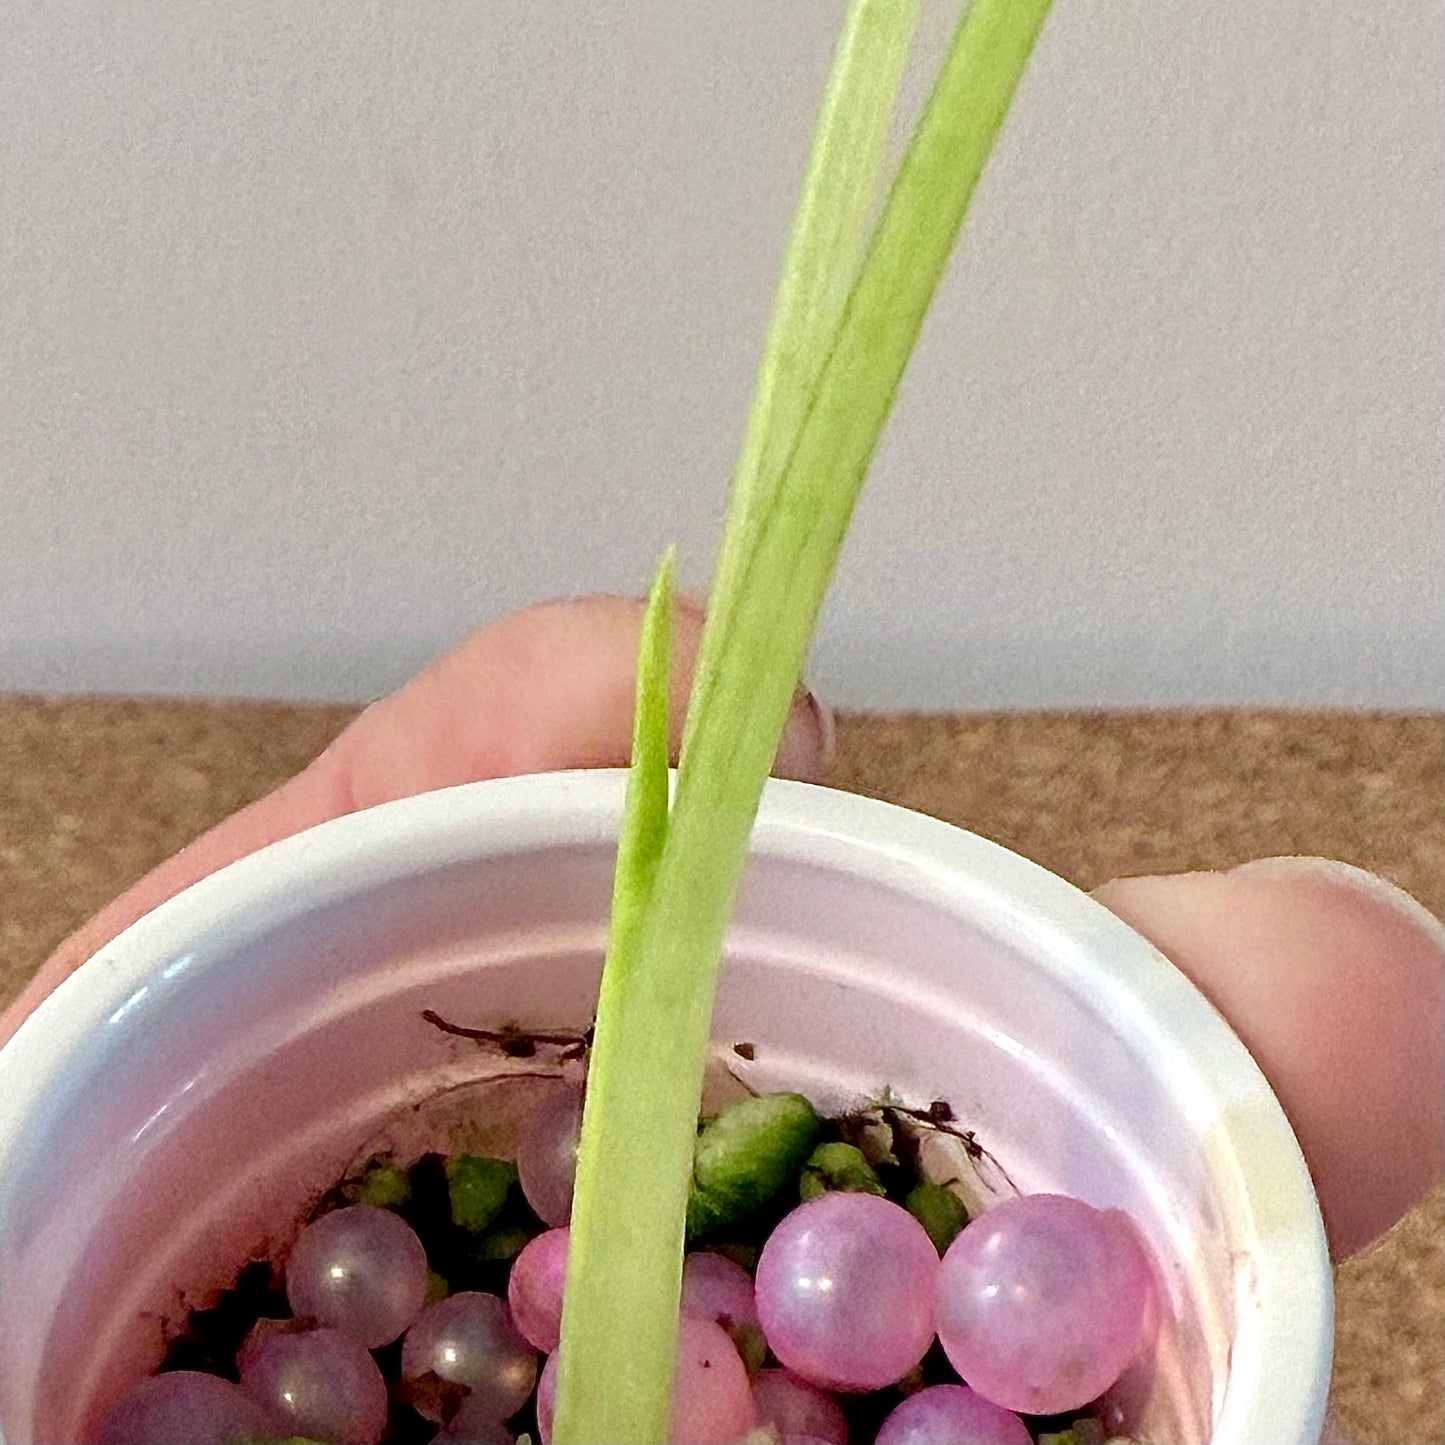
[535,1354,558,1443]
[516,1087,582,1227]
[92,1371,277,1445]
[751,1368,848,1445]
[284,1204,429,1348]
[755,1193,939,1392]
[937,1193,1153,1416]
[682,1250,761,1362]
[508,1228,570,1352]
[511,1243,760,1377]
[400,1292,537,1425]
[669,1316,758,1445]
[536,1317,755,1445]
[874,1384,1033,1445]
[237,1323,388,1445]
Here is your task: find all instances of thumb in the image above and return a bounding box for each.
[1,595,831,1045]
[1093,857,1444,1261]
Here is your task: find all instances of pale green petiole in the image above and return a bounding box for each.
[555,2,1057,1440]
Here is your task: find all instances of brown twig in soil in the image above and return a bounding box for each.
[420,1009,592,1060]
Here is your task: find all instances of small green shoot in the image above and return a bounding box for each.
[555,1,1057,1439]
[686,1093,822,1242]
[799,1141,887,1201]
[446,1155,516,1234]
[351,1163,411,1210]
[554,552,677,1441]
[906,1180,971,1252]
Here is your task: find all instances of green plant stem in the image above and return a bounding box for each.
[554,1,1056,1439]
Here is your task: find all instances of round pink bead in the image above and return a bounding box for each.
[682,1250,761,1361]
[874,1384,1033,1445]
[507,1227,570,1352]
[534,1352,554,1445]
[285,1203,429,1348]
[755,1193,939,1392]
[669,1316,757,1445]
[515,1087,582,1227]
[92,1371,276,1445]
[536,1316,755,1445]
[536,1353,558,1442]
[937,1193,1153,1416]
[400,1292,537,1425]
[237,1324,388,1445]
[751,1368,848,1445]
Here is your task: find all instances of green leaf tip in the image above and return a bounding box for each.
[611,545,675,955]
[553,547,678,1444]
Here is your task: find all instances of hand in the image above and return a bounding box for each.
[2,597,1440,1264]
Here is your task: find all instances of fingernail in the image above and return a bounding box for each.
[773,689,834,783]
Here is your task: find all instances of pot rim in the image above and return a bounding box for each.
[0,770,1332,1445]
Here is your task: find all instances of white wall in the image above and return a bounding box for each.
[2,1,1441,708]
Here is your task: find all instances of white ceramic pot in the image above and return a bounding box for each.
[0,773,1331,1444]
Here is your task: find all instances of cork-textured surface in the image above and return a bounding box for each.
[0,698,1440,1444]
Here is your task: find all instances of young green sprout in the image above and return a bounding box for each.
[799,1142,888,1202]
[554,2,1058,1440]
[688,1094,822,1241]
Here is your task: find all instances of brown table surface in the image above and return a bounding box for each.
[1,698,1440,1445]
